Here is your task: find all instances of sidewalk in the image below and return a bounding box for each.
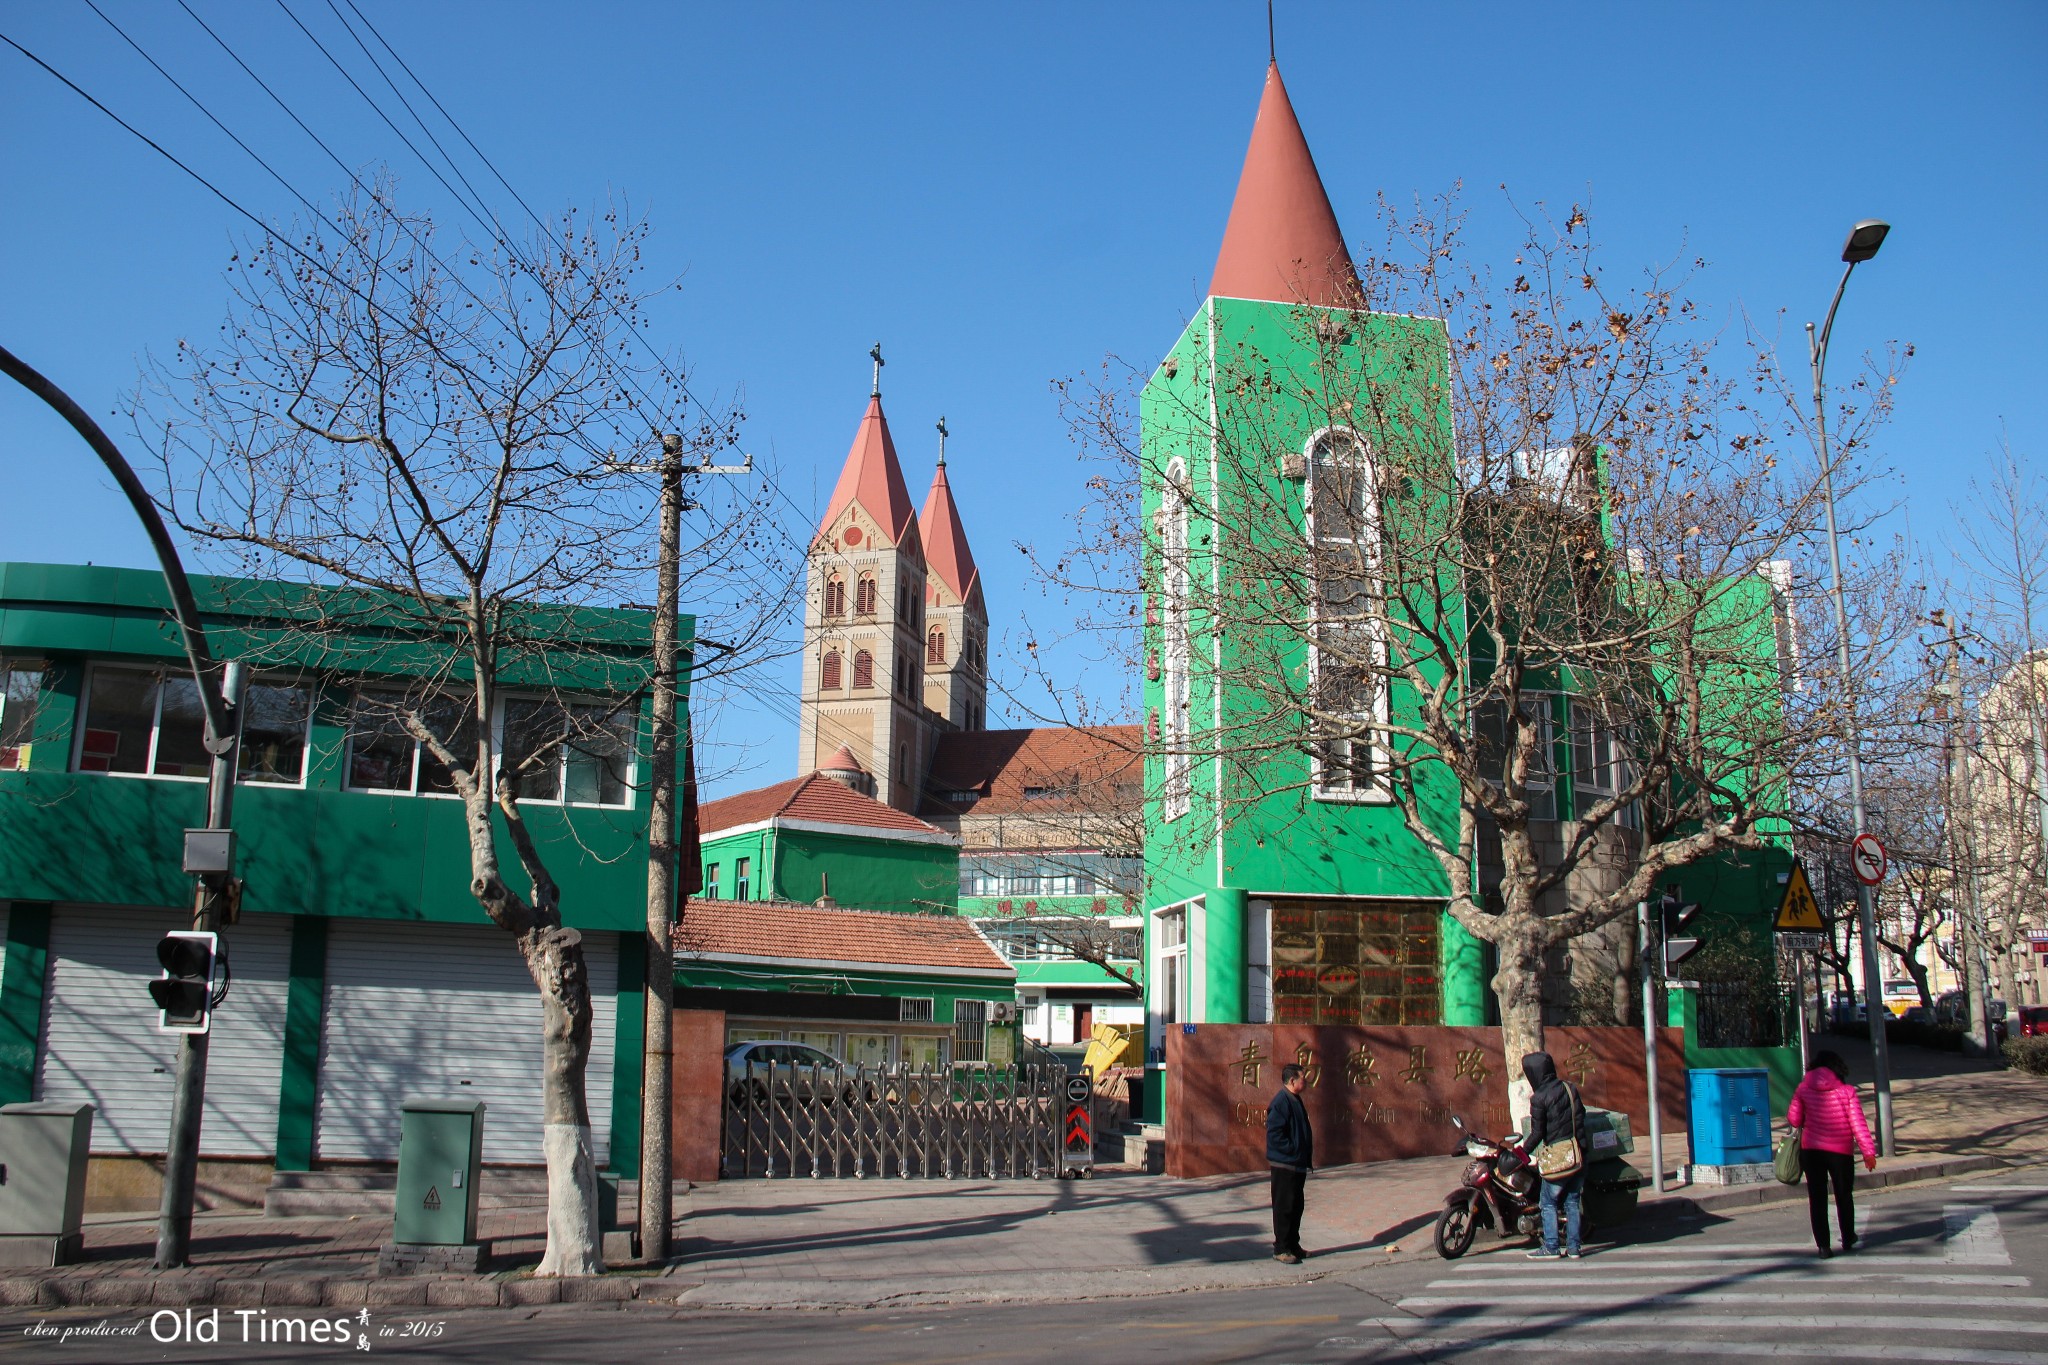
[4,1046,2039,1312]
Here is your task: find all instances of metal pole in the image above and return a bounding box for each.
[1807,274,1895,1156]
[1640,899,1663,1193]
[638,437,684,1263]
[156,660,244,1267]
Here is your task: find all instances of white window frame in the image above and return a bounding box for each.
[1155,905,1189,1029]
[1161,458,1193,820]
[1568,701,1641,831]
[75,663,314,788]
[1476,692,1558,822]
[342,689,636,807]
[1304,427,1390,802]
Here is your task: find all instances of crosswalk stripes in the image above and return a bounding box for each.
[1344,1201,2039,1361]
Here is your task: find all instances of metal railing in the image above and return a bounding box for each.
[1696,980,1791,1050]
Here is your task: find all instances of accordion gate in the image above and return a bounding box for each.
[721,1060,1064,1179]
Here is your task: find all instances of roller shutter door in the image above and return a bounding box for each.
[38,906,291,1156]
[316,921,616,1165]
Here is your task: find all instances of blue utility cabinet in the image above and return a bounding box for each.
[1688,1068,1772,1165]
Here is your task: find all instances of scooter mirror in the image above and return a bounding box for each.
[1451,1115,1464,1130]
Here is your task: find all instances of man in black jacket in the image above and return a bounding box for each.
[1266,1063,1313,1263]
[1521,1050,1589,1259]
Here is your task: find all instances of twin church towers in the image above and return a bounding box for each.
[796,355,987,813]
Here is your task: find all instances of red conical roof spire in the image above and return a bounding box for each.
[1208,62,1362,308]
[816,394,920,551]
[919,459,980,608]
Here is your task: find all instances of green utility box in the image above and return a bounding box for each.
[0,1102,93,1267]
[1583,1107,1635,1158]
[393,1100,485,1246]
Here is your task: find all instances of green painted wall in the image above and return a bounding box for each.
[609,930,646,1179]
[675,961,1012,1017]
[0,904,50,1106]
[699,823,957,916]
[1139,299,1470,1028]
[0,563,688,933]
[274,915,326,1171]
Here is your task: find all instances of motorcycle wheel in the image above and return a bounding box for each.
[1434,1201,1478,1259]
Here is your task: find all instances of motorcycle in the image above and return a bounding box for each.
[1434,1115,1542,1259]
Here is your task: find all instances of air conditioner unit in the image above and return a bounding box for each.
[990,1001,1018,1024]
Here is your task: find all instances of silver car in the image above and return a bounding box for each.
[724,1041,874,1105]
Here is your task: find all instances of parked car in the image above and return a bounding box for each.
[2017,1005,2048,1039]
[724,1041,874,1105]
[1899,1005,1935,1026]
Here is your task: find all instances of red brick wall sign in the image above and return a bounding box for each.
[1163,1024,1685,1178]
[671,1008,728,1183]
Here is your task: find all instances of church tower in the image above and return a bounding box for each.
[918,420,987,733]
[799,357,936,813]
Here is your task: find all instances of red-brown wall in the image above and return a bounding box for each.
[1164,1024,1685,1178]
[671,1007,726,1183]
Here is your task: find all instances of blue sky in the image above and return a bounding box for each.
[3,2,2042,797]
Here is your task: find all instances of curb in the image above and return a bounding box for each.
[1635,1153,2010,1222]
[0,1272,677,1313]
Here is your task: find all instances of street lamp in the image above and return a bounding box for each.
[1806,217,1896,1155]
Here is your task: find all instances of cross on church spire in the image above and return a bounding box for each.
[936,415,949,468]
[869,341,885,397]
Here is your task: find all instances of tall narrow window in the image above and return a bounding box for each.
[853,649,874,689]
[820,649,843,690]
[1156,906,1189,1027]
[927,626,945,666]
[704,863,720,898]
[1161,459,1192,820]
[825,576,847,618]
[855,575,878,616]
[0,660,43,771]
[1307,429,1384,797]
[734,857,751,900]
[1475,694,1557,821]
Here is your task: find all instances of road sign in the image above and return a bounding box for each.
[1779,933,1824,951]
[1062,1070,1093,1175]
[1774,861,1826,933]
[1851,833,1887,886]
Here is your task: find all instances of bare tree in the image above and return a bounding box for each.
[137,181,784,1274]
[1034,193,1907,1104]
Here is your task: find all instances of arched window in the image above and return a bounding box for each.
[820,649,842,690]
[1307,428,1384,797]
[856,574,878,616]
[1161,458,1192,820]
[927,626,946,666]
[825,575,846,618]
[853,649,874,689]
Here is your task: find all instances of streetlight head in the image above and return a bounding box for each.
[1841,220,1890,264]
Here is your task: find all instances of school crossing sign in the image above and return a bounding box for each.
[1775,860,1825,950]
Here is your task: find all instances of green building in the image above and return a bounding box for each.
[1136,63,1795,1091]
[0,561,674,1202]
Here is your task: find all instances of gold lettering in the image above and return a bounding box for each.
[1238,1041,1268,1088]
[1453,1048,1490,1085]
[1344,1049,1378,1087]
[1566,1041,1595,1087]
[1400,1045,1433,1085]
[1293,1043,1322,1088]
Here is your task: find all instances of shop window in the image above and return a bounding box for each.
[73,666,306,781]
[343,689,478,796]
[1266,899,1440,1026]
[236,681,313,785]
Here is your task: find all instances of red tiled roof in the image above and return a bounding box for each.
[816,395,921,552]
[921,725,1142,818]
[674,899,1010,976]
[1208,62,1362,309]
[700,771,948,838]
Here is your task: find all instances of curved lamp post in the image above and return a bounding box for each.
[1805,219,1896,1155]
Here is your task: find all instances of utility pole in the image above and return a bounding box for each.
[625,433,749,1263]
[0,344,242,1266]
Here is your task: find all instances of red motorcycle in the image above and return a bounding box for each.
[1434,1115,1543,1258]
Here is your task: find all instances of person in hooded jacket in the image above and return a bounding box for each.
[1786,1049,1877,1257]
[1521,1051,1589,1259]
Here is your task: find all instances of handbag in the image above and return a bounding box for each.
[1535,1083,1585,1180]
[1774,1128,1804,1185]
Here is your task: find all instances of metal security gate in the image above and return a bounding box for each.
[722,1062,1061,1179]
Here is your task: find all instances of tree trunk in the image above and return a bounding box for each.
[524,926,603,1277]
[1492,929,1547,1130]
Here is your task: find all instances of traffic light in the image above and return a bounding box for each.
[149,931,218,1035]
[1660,891,1703,978]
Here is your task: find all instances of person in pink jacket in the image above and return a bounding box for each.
[1785,1049,1878,1258]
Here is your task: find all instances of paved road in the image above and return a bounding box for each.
[6,1170,2045,1362]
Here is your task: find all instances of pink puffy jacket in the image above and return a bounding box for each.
[1787,1067,1876,1159]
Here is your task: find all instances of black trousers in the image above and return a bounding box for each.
[1271,1166,1307,1254]
[1801,1148,1856,1250]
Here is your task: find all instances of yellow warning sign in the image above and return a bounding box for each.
[1775,860,1825,932]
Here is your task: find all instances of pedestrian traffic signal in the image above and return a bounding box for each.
[149,931,217,1035]
[1661,891,1703,977]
